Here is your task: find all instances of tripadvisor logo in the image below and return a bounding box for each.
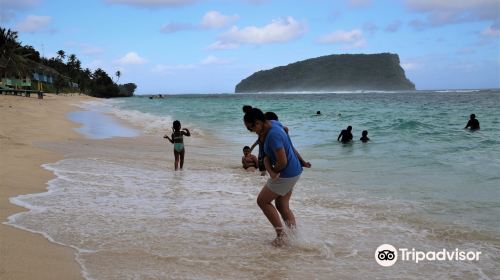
[375,244,398,267]
[375,244,482,267]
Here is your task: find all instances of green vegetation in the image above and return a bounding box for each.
[235,53,415,92]
[0,27,136,98]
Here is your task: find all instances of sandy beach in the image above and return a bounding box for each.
[0,94,90,280]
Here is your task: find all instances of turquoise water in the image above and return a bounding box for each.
[7,90,500,279]
[118,90,500,231]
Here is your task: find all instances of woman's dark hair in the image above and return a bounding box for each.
[244,107,265,126]
[173,120,181,131]
[242,105,253,114]
[264,111,278,121]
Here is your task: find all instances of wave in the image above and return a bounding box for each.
[238,90,407,95]
[77,99,206,137]
[434,89,482,93]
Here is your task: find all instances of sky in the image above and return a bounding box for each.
[1,0,499,94]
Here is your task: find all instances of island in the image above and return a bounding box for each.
[235,53,415,92]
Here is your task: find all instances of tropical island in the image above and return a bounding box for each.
[0,27,136,98]
[235,53,415,93]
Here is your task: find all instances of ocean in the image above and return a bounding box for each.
[6,90,500,279]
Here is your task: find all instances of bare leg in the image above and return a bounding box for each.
[179,149,185,170]
[174,150,180,170]
[275,191,296,230]
[257,186,285,244]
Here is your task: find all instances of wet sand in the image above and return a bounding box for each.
[0,94,92,280]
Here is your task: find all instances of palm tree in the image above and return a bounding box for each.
[56,50,66,62]
[0,27,31,78]
[79,68,92,93]
[115,70,121,83]
[66,53,81,80]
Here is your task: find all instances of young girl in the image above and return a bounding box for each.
[164,120,191,170]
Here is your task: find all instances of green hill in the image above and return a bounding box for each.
[235,53,415,92]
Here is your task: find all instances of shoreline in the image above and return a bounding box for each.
[1,93,498,279]
[0,94,93,280]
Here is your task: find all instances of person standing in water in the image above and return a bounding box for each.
[337,125,353,143]
[244,107,303,246]
[164,120,191,170]
[465,114,480,130]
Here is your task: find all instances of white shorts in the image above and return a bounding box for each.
[266,175,300,196]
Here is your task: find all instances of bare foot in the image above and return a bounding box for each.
[271,231,289,247]
[271,236,286,247]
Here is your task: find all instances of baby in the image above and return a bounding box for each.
[241,146,258,171]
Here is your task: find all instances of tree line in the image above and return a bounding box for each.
[1,27,136,98]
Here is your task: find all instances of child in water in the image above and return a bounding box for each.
[360,130,370,142]
[242,146,259,171]
[164,120,191,170]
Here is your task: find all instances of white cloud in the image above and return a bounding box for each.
[161,11,239,34]
[105,0,197,7]
[116,52,148,65]
[215,16,306,47]
[318,28,366,49]
[405,0,499,28]
[15,15,51,33]
[201,11,239,29]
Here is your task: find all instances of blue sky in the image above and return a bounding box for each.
[1,0,499,93]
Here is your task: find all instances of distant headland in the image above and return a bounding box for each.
[235,53,415,93]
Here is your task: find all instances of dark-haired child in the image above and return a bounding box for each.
[164,120,191,170]
[360,130,370,142]
[242,146,259,171]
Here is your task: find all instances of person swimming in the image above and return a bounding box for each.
[360,130,370,142]
[464,114,480,130]
[163,120,191,170]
